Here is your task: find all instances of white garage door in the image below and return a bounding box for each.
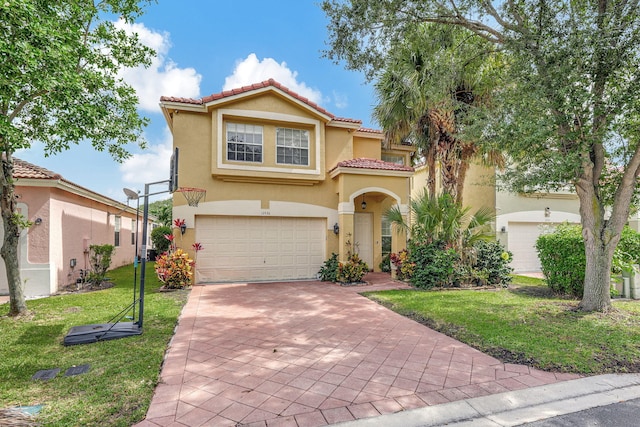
[507,222,547,273]
[195,216,326,283]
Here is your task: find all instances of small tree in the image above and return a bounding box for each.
[1,0,154,316]
[88,244,115,285]
[150,226,172,253]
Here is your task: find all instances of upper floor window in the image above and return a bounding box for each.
[227,123,263,163]
[276,127,309,166]
[382,154,405,165]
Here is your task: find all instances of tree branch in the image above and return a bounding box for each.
[425,15,504,44]
[8,90,49,123]
[481,0,518,32]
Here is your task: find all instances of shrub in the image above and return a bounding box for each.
[151,225,172,253]
[337,253,368,284]
[379,253,391,273]
[390,249,415,281]
[88,244,115,284]
[319,253,339,282]
[154,249,194,289]
[474,240,513,287]
[614,227,640,273]
[409,241,458,289]
[537,224,640,296]
[536,223,586,296]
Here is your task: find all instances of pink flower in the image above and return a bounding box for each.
[164,234,174,241]
[173,218,186,228]
[192,242,203,251]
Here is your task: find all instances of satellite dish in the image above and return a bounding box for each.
[123,188,139,200]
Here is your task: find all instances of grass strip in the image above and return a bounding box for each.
[364,275,640,374]
[0,263,188,426]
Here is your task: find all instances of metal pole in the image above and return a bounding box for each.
[132,195,139,322]
[137,183,151,329]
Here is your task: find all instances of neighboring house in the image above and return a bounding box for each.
[0,159,145,297]
[160,79,415,283]
[412,160,583,273]
[495,189,581,273]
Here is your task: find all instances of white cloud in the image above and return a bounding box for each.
[223,54,323,105]
[114,20,202,112]
[120,127,173,187]
[332,90,348,109]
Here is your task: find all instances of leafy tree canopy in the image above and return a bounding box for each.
[323,0,640,312]
[1,0,155,316]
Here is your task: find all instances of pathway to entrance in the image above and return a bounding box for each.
[135,273,579,427]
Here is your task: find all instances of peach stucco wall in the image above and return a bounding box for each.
[0,185,141,297]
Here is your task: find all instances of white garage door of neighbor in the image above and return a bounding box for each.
[507,222,547,273]
[195,216,326,283]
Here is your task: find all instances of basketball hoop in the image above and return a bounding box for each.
[177,187,206,207]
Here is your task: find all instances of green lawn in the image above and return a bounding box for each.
[0,263,188,427]
[364,275,640,374]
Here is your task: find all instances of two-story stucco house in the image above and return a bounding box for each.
[160,79,415,283]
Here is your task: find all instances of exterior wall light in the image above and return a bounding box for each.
[333,223,340,235]
[180,223,187,235]
[361,193,367,210]
[545,207,551,218]
[34,218,43,225]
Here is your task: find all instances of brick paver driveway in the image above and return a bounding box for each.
[135,274,579,427]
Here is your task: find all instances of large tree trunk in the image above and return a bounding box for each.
[1,156,27,316]
[579,228,614,312]
[575,174,616,312]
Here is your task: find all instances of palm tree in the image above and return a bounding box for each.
[385,190,494,255]
[373,24,505,204]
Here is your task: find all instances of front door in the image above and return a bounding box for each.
[354,213,373,269]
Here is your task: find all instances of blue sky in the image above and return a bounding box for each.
[18,1,377,202]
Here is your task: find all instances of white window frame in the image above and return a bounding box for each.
[114,215,121,247]
[382,154,405,165]
[381,217,392,256]
[276,127,309,166]
[216,109,322,176]
[226,123,263,163]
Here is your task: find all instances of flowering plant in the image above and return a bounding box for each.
[336,253,368,284]
[173,218,186,228]
[390,249,414,280]
[154,248,194,289]
[164,233,176,252]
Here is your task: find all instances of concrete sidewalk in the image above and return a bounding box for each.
[334,373,640,426]
[135,273,580,427]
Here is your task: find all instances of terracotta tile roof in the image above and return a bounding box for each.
[13,158,62,180]
[161,79,362,125]
[356,127,383,134]
[332,157,414,172]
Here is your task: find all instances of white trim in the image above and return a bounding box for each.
[349,187,402,206]
[16,179,139,217]
[173,200,338,229]
[159,101,207,113]
[204,86,333,122]
[338,202,355,215]
[496,210,581,231]
[216,109,321,175]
